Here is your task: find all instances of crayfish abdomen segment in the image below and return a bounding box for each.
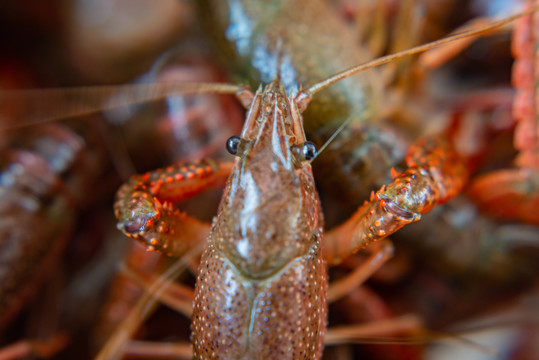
[192,238,327,360]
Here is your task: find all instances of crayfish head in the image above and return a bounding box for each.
[231,78,313,170]
[214,77,323,278]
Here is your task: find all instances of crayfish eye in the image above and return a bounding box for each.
[226,136,242,155]
[292,141,317,164]
[301,141,317,161]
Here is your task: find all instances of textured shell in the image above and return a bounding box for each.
[192,239,327,359]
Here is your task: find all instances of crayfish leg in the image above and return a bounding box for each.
[324,137,467,264]
[0,334,69,360]
[324,313,422,346]
[124,340,192,359]
[121,261,195,318]
[114,158,233,257]
[327,240,394,303]
[468,168,539,225]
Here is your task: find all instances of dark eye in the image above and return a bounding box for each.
[302,141,317,161]
[226,136,242,155]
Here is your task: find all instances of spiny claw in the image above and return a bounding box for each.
[378,193,418,221]
[117,212,156,235]
[116,195,161,237]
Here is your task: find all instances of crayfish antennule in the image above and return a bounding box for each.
[236,88,254,109]
[296,91,312,113]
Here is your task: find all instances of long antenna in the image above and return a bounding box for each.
[0,82,242,130]
[306,5,539,96]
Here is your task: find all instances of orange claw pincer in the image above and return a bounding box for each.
[114,159,233,257]
[324,137,468,265]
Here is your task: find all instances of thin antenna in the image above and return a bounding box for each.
[308,111,366,164]
[0,82,242,130]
